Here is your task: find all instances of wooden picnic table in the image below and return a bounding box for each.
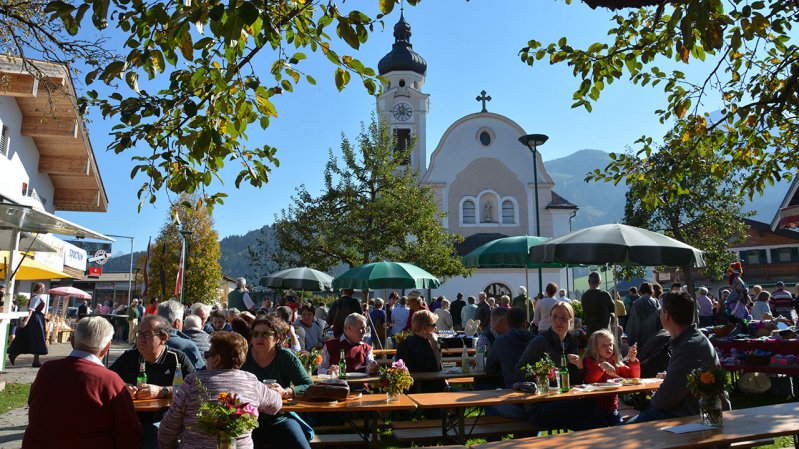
[282,393,417,447]
[472,402,799,449]
[133,397,171,412]
[374,348,476,357]
[312,369,488,387]
[408,380,663,443]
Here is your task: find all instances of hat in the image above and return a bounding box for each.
[132,298,139,303]
[777,281,785,287]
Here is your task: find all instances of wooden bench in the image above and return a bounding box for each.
[309,433,367,446]
[392,416,536,442]
[729,438,776,448]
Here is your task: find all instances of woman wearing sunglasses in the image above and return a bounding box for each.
[241,315,313,449]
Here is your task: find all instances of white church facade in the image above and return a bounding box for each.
[375,14,578,299]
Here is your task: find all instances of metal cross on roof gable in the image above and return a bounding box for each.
[476,90,492,112]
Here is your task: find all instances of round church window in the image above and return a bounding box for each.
[479,131,491,146]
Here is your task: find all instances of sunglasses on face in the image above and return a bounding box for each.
[252,330,276,338]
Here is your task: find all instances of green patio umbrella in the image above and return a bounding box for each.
[331,261,441,290]
[462,235,562,321]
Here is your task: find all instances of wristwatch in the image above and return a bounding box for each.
[161,386,169,398]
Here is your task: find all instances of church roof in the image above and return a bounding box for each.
[378,13,427,76]
[546,191,578,210]
[455,233,508,257]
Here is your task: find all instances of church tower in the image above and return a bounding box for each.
[376,12,429,178]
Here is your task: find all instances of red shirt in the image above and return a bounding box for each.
[583,356,641,412]
[324,337,373,372]
[24,356,142,449]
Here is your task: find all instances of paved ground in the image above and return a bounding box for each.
[0,341,131,449]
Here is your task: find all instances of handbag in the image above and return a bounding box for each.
[302,379,350,401]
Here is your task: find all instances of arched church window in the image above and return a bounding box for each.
[462,200,476,224]
[502,200,515,224]
[485,283,511,299]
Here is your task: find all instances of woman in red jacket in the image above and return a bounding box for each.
[571,329,640,426]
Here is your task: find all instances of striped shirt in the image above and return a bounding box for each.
[157,369,282,449]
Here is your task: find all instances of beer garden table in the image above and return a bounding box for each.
[312,370,489,391]
[472,402,799,449]
[407,380,663,443]
[133,397,171,412]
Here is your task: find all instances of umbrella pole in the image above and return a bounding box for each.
[525,266,530,323]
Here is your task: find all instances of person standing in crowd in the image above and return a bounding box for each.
[626,282,661,348]
[461,296,478,326]
[157,300,204,369]
[404,292,428,331]
[127,298,141,344]
[110,315,195,449]
[450,292,466,331]
[558,289,572,302]
[314,300,328,322]
[227,277,255,312]
[622,287,639,326]
[751,291,772,321]
[328,288,362,338]
[532,282,559,333]
[8,282,48,367]
[581,271,615,337]
[144,298,159,315]
[182,315,211,354]
[319,313,378,376]
[25,317,142,449]
[613,291,627,328]
[476,292,492,331]
[434,298,454,331]
[389,296,409,337]
[771,281,795,319]
[78,300,89,320]
[512,286,534,322]
[295,304,325,350]
[385,292,397,327]
[695,287,716,326]
[628,292,728,423]
[369,298,387,348]
[429,295,443,313]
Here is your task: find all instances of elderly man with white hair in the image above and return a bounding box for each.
[182,314,211,354]
[157,299,205,369]
[227,277,255,312]
[318,313,378,375]
[512,286,535,322]
[25,317,142,448]
[189,302,211,327]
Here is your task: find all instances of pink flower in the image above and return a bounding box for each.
[392,359,408,371]
[241,403,259,418]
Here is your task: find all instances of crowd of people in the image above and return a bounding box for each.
[19,271,798,448]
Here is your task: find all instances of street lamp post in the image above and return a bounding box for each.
[519,133,549,297]
[105,234,135,307]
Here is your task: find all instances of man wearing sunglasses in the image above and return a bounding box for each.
[110,315,196,449]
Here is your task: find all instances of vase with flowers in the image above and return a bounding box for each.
[297,349,323,375]
[686,366,729,427]
[377,359,414,401]
[195,378,260,449]
[521,353,556,393]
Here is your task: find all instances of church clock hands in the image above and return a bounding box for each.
[392,102,413,121]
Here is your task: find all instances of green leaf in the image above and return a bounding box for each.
[334,68,350,91]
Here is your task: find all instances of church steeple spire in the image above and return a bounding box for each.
[378,12,427,76]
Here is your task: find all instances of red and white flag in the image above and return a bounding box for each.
[142,237,151,297]
[174,237,185,297]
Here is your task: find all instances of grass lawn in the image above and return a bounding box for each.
[0,383,30,414]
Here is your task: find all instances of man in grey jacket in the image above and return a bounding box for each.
[182,315,210,354]
[628,291,728,423]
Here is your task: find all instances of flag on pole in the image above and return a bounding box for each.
[175,237,185,297]
[160,242,167,297]
[141,237,151,297]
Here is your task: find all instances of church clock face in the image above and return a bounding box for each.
[392,102,413,121]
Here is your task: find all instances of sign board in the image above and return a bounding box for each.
[95,282,115,290]
[88,249,108,265]
[657,272,672,281]
[67,240,112,255]
[88,266,102,278]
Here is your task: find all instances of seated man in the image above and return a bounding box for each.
[110,315,195,449]
[476,306,510,353]
[628,292,729,423]
[183,314,211,354]
[485,307,536,418]
[294,304,325,350]
[204,308,232,333]
[157,299,205,369]
[25,317,142,449]
[319,313,378,376]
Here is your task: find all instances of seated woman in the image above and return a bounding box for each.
[241,316,314,449]
[575,329,640,426]
[396,310,442,375]
[513,302,607,431]
[157,332,282,449]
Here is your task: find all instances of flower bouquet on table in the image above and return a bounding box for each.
[686,366,729,427]
[195,378,260,449]
[521,354,556,393]
[297,349,323,375]
[376,359,414,401]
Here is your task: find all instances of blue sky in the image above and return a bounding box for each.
[59,0,713,254]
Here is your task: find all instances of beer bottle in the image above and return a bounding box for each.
[559,354,570,393]
[137,361,148,386]
[338,349,347,379]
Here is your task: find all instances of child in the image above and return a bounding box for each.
[575,330,640,425]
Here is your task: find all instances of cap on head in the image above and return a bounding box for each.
[777,281,785,287]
